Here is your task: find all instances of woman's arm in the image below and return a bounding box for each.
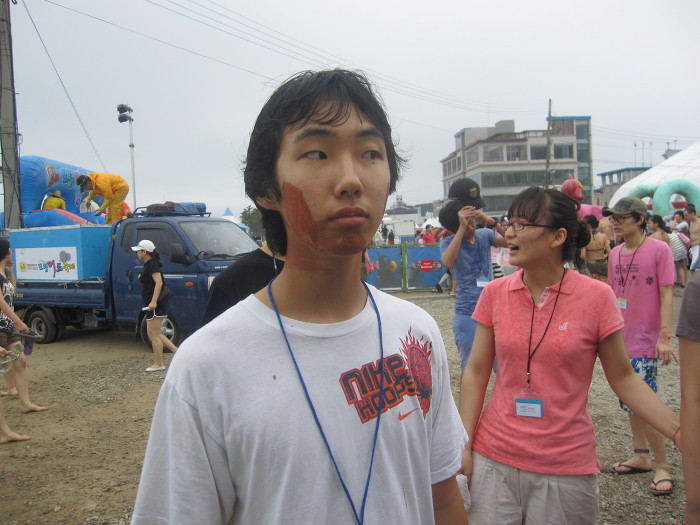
[680,336,700,521]
[6,261,16,288]
[599,330,680,442]
[458,322,496,478]
[0,293,28,332]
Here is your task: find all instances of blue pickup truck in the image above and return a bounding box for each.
[10,207,258,345]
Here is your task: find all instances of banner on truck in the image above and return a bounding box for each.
[15,247,79,281]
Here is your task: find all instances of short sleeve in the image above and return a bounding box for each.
[471,283,495,327]
[657,243,675,287]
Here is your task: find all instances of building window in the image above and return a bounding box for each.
[554,143,574,159]
[551,120,574,135]
[484,145,503,162]
[530,145,547,160]
[482,172,504,188]
[467,149,479,166]
[577,143,590,163]
[530,171,545,185]
[505,172,528,186]
[576,123,590,140]
[506,145,527,161]
[457,156,462,171]
[483,195,515,212]
[578,166,590,187]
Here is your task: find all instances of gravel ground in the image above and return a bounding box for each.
[0,289,685,524]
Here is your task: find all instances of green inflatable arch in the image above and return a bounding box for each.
[652,180,700,217]
[623,180,700,217]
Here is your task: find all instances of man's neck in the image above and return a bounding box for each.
[255,254,368,323]
[622,230,645,251]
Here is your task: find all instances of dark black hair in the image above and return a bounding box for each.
[0,238,9,261]
[686,204,696,215]
[630,211,646,231]
[584,214,599,229]
[649,214,670,233]
[508,186,590,263]
[243,69,405,256]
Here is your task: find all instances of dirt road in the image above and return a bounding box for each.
[0,291,686,524]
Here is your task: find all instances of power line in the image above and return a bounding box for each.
[21,0,108,171]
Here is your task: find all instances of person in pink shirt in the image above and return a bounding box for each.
[605,197,677,496]
[459,187,680,524]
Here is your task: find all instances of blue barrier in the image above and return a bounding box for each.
[367,244,446,291]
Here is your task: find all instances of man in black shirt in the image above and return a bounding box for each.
[202,243,284,325]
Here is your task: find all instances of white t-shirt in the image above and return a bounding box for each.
[132,285,467,525]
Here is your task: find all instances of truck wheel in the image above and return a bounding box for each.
[140,316,180,350]
[54,323,67,342]
[27,310,58,344]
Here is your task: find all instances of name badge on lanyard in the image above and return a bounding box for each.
[515,392,545,418]
[476,278,489,288]
[617,297,628,310]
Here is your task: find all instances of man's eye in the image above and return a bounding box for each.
[362,150,383,160]
[304,151,327,160]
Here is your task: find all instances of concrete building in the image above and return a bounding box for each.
[597,167,649,206]
[440,117,592,217]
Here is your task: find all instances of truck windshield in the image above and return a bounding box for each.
[180,220,259,260]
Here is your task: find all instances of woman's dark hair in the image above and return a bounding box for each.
[508,186,590,263]
[649,214,670,233]
[674,210,685,221]
[0,239,9,261]
[584,215,599,229]
[149,249,162,262]
[243,69,405,256]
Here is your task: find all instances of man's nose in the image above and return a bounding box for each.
[336,156,362,198]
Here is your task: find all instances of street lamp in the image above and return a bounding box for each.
[117,104,136,210]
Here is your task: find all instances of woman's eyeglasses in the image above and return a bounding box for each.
[503,220,555,232]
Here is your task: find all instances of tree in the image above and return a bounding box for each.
[239,205,263,239]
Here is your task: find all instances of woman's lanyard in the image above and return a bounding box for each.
[618,237,646,295]
[267,279,385,525]
[526,268,566,389]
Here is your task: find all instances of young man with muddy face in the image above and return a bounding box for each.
[132,70,468,525]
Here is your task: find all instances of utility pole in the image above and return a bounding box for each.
[0,0,21,229]
[544,99,552,188]
[117,104,136,209]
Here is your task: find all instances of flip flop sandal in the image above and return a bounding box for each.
[649,478,675,496]
[609,463,653,475]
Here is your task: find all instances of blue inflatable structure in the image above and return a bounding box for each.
[16,156,105,227]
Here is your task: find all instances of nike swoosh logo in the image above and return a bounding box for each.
[398,408,419,421]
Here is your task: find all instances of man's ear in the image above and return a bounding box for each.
[255,195,280,211]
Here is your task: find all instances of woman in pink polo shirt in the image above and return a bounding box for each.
[459,187,680,525]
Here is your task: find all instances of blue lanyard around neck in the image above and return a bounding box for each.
[267,279,385,525]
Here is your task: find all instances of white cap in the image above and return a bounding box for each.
[131,240,156,253]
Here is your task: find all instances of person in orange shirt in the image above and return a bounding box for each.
[76,172,129,224]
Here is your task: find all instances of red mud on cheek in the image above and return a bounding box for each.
[281,182,368,258]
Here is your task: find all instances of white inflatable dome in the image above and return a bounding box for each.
[610,141,700,217]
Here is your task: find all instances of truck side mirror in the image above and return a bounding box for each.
[169,243,191,265]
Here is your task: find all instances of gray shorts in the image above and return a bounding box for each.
[468,451,599,525]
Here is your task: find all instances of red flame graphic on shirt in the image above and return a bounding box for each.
[399,328,432,418]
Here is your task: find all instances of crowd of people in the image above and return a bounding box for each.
[2,68,696,524]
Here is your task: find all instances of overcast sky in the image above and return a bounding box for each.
[7,0,700,218]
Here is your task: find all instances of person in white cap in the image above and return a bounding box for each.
[131,240,177,371]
